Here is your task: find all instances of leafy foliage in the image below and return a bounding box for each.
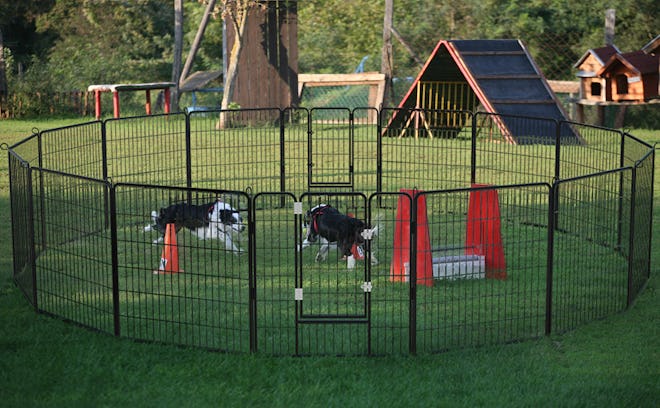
[32,0,173,90]
[1,0,658,118]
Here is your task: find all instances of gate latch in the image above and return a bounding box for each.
[361,282,373,292]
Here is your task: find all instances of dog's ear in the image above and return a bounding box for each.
[218,210,232,224]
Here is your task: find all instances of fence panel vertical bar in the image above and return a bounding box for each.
[109,183,120,336]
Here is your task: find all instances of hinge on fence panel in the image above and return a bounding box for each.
[295,287,303,300]
[361,282,373,292]
[293,202,303,215]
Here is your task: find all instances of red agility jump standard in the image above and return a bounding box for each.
[465,184,506,279]
[87,82,175,120]
[390,189,434,287]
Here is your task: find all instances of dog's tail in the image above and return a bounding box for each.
[366,213,384,238]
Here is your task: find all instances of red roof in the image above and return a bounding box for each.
[598,50,659,76]
[574,45,621,69]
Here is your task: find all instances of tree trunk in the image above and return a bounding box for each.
[217,3,250,129]
[0,29,7,103]
[171,0,184,112]
[180,0,217,88]
[381,0,394,108]
[390,26,423,68]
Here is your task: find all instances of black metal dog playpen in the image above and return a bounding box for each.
[7,107,654,355]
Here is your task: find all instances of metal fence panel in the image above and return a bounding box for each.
[253,192,298,355]
[104,114,188,186]
[473,113,559,186]
[39,122,104,179]
[189,108,283,193]
[30,169,114,333]
[552,170,631,333]
[282,107,311,197]
[9,152,36,306]
[368,192,413,355]
[416,185,549,352]
[114,184,250,351]
[380,108,474,191]
[628,150,654,302]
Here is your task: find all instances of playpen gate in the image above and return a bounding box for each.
[295,193,371,354]
[307,108,355,190]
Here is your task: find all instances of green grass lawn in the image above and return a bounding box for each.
[0,117,658,406]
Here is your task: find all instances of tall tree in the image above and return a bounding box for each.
[33,0,172,89]
[0,0,56,62]
[215,0,260,128]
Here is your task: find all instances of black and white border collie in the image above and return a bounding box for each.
[301,204,378,265]
[144,200,245,253]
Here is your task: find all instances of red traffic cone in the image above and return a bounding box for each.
[153,223,183,274]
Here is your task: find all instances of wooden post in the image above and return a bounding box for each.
[164,88,171,114]
[95,91,102,120]
[381,0,394,108]
[576,103,584,123]
[145,90,151,115]
[0,29,7,106]
[112,91,120,118]
[180,0,217,85]
[605,9,615,45]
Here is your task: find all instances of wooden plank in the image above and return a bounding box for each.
[473,74,541,80]
[489,99,556,104]
[179,71,222,92]
[458,51,526,56]
[298,72,386,84]
[547,80,580,94]
[298,72,386,109]
[88,82,175,92]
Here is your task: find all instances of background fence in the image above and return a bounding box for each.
[8,107,654,355]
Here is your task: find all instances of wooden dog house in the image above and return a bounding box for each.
[597,51,659,102]
[642,35,660,96]
[574,45,620,102]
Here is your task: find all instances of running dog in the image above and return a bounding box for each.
[144,200,245,253]
[301,204,379,264]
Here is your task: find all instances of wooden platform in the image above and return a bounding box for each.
[87,82,175,119]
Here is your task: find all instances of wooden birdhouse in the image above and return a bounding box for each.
[597,51,659,102]
[574,45,620,102]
